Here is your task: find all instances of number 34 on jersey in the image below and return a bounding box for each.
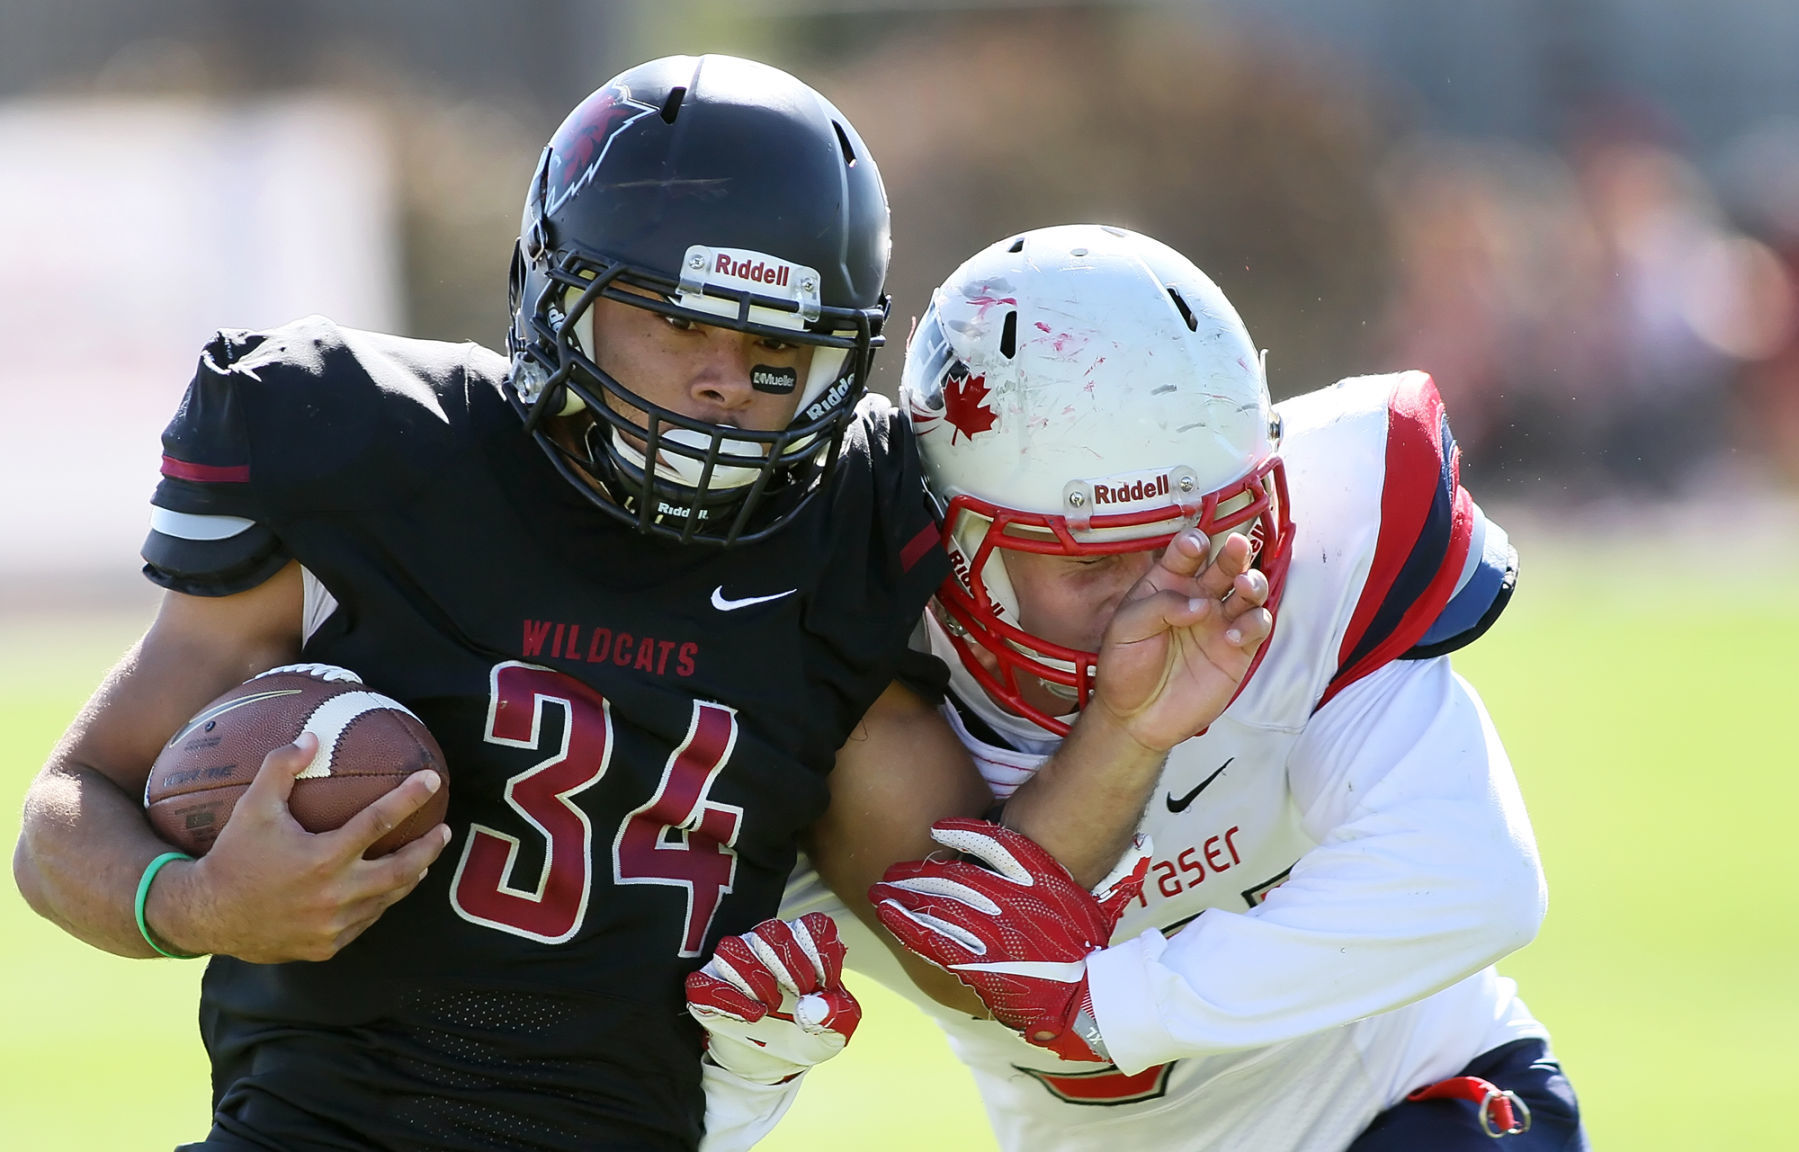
[448,661,744,956]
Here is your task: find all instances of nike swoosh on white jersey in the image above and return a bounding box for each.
[950,959,1089,983]
[710,586,799,611]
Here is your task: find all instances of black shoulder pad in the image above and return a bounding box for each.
[796,395,950,735]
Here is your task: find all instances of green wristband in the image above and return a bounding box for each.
[134,851,200,959]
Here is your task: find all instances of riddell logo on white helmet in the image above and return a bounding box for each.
[947,545,1005,618]
[1066,466,1199,520]
[1091,474,1171,505]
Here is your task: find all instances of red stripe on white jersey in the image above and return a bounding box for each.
[1323,373,1473,708]
[1014,1061,1174,1106]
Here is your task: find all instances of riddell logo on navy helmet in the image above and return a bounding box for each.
[1091,474,1171,505]
[714,253,793,287]
[657,500,711,521]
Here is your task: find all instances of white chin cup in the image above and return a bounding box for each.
[1033,664,1081,703]
[615,426,767,491]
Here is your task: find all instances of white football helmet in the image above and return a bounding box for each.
[900,224,1294,736]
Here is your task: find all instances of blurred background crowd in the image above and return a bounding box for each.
[2,0,1796,598]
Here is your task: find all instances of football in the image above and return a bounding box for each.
[145,663,448,857]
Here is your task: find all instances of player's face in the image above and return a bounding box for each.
[989,546,1157,718]
[589,288,815,433]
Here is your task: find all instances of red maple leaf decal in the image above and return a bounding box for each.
[943,372,998,443]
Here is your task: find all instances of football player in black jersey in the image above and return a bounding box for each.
[13,56,1272,1152]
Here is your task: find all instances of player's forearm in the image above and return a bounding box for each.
[14,759,181,959]
[880,926,989,1014]
[1087,803,1545,1072]
[697,1061,805,1152]
[1002,702,1165,888]
[816,855,990,1014]
[814,682,997,1013]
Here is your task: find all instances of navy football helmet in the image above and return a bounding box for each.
[506,54,891,545]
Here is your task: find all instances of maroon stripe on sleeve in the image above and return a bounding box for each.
[900,523,942,573]
[161,455,250,483]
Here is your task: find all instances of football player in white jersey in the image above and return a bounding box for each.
[787,224,1588,1150]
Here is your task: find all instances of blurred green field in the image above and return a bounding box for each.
[4,545,1795,1150]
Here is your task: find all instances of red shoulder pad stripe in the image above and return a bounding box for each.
[1322,373,1473,708]
[161,455,250,484]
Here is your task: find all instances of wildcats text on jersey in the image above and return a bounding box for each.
[522,618,701,678]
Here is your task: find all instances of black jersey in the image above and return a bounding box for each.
[144,317,947,1151]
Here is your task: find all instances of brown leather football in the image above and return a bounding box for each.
[145,663,449,857]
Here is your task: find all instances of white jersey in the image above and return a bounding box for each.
[782,373,1552,1152]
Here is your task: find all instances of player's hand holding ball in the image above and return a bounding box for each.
[686,913,862,1084]
[139,664,453,963]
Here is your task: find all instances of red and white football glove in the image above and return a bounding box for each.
[685,913,862,1085]
[870,818,1150,1063]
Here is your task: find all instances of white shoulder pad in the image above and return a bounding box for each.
[1231,372,1483,726]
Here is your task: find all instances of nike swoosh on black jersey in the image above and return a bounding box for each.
[710,585,799,611]
[1165,757,1233,813]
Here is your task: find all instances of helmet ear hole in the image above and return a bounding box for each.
[508,246,526,314]
[1167,286,1199,331]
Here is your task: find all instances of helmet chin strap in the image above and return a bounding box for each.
[1035,675,1082,705]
